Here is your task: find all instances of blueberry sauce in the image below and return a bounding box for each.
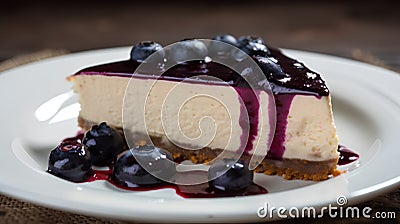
[337,145,359,166]
[87,169,110,182]
[86,169,267,198]
[176,181,267,198]
[236,88,260,154]
[268,48,329,96]
[70,47,329,159]
[267,95,295,159]
[62,131,84,144]
[72,48,328,96]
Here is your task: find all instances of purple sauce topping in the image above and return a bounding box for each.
[237,88,261,154]
[268,48,329,96]
[337,145,359,165]
[267,95,295,159]
[73,48,329,96]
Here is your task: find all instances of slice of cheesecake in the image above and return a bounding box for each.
[68,37,339,181]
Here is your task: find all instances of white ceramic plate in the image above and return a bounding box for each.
[1,48,400,223]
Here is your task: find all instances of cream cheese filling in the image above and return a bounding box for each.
[72,75,338,161]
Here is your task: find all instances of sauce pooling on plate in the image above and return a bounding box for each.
[337,145,359,166]
[87,169,268,198]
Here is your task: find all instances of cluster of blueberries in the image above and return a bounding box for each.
[48,122,123,182]
[130,34,287,81]
[48,122,254,192]
[130,34,268,62]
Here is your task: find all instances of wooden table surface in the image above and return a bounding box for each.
[0,1,399,223]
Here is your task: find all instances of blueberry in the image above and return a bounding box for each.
[213,34,238,46]
[209,34,239,57]
[130,41,165,62]
[232,35,270,60]
[237,35,265,45]
[82,122,124,166]
[48,141,92,182]
[208,159,253,191]
[255,56,288,80]
[168,39,208,63]
[111,145,176,187]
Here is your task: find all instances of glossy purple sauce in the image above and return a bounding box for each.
[62,131,84,144]
[269,48,329,96]
[71,47,329,159]
[236,88,260,153]
[267,95,295,159]
[72,48,329,96]
[87,169,267,198]
[337,145,359,165]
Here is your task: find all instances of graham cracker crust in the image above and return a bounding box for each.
[78,117,338,181]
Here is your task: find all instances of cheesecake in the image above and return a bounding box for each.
[68,36,339,181]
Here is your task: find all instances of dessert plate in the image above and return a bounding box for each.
[1,48,400,222]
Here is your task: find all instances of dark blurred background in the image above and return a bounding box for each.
[1,0,399,68]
